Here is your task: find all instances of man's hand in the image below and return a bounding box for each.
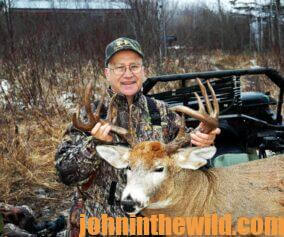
[191,122,221,147]
[91,122,113,143]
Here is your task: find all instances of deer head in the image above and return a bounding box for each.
[96,141,216,214]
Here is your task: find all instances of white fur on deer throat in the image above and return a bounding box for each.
[122,160,167,206]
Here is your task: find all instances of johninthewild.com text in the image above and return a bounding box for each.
[79,213,284,236]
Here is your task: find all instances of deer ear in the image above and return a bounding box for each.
[174,146,216,170]
[96,145,130,169]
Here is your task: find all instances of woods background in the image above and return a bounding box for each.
[0,0,283,109]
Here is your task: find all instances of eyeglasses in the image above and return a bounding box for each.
[108,64,143,76]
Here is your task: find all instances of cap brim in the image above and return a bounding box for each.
[105,48,144,67]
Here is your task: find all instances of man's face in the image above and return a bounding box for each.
[104,50,145,98]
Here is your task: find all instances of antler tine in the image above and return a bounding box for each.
[206,80,219,118]
[72,81,97,131]
[106,93,117,124]
[165,114,192,154]
[171,79,219,133]
[197,79,213,114]
[105,93,137,146]
[92,91,106,123]
[72,80,128,136]
[193,92,205,115]
[165,79,219,154]
[173,113,186,140]
[105,93,136,146]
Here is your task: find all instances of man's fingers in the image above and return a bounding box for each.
[100,124,113,142]
[191,140,208,147]
[190,126,221,147]
[191,135,212,146]
[195,131,215,141]
[210,128,221,135]
[191,132,214,146]
[91,122,113,142]
[91,122,102,136]
[101,124,112,138]
[195,131,213,140]
[198,122,221,135]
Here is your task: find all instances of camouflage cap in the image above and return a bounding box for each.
[105,37,144,67]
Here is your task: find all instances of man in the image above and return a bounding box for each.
[55,37,220,236]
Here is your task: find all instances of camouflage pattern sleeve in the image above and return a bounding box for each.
[54,102,123,186]
[163,104,182,142]
[54,124,104,186]
[151,99,180,143]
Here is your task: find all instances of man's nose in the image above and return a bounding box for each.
[123,66,133,76]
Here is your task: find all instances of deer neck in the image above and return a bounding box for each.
[172,169,219,215]
[143,168,218,217]
[142,157,284,218]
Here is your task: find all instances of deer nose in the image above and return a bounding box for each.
[121,195,136,213]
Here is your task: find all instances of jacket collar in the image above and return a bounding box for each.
[107,88,144,105]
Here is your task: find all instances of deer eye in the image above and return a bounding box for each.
[154,167,164,172]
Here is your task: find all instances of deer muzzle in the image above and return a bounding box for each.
[121,194,144,215]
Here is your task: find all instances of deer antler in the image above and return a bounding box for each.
[165,78,219,154]
[72,80,137,146]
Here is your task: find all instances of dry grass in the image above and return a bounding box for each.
[0,109,72,216]
[0,51,283,218]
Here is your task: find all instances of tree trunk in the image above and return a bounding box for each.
[217,0,224,49]
[275,0,282,55]
[269,0,275,47]
[3,0,15,55]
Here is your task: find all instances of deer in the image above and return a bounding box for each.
[73,79,284,229]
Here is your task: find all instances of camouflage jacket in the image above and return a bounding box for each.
[55,89,181,219]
